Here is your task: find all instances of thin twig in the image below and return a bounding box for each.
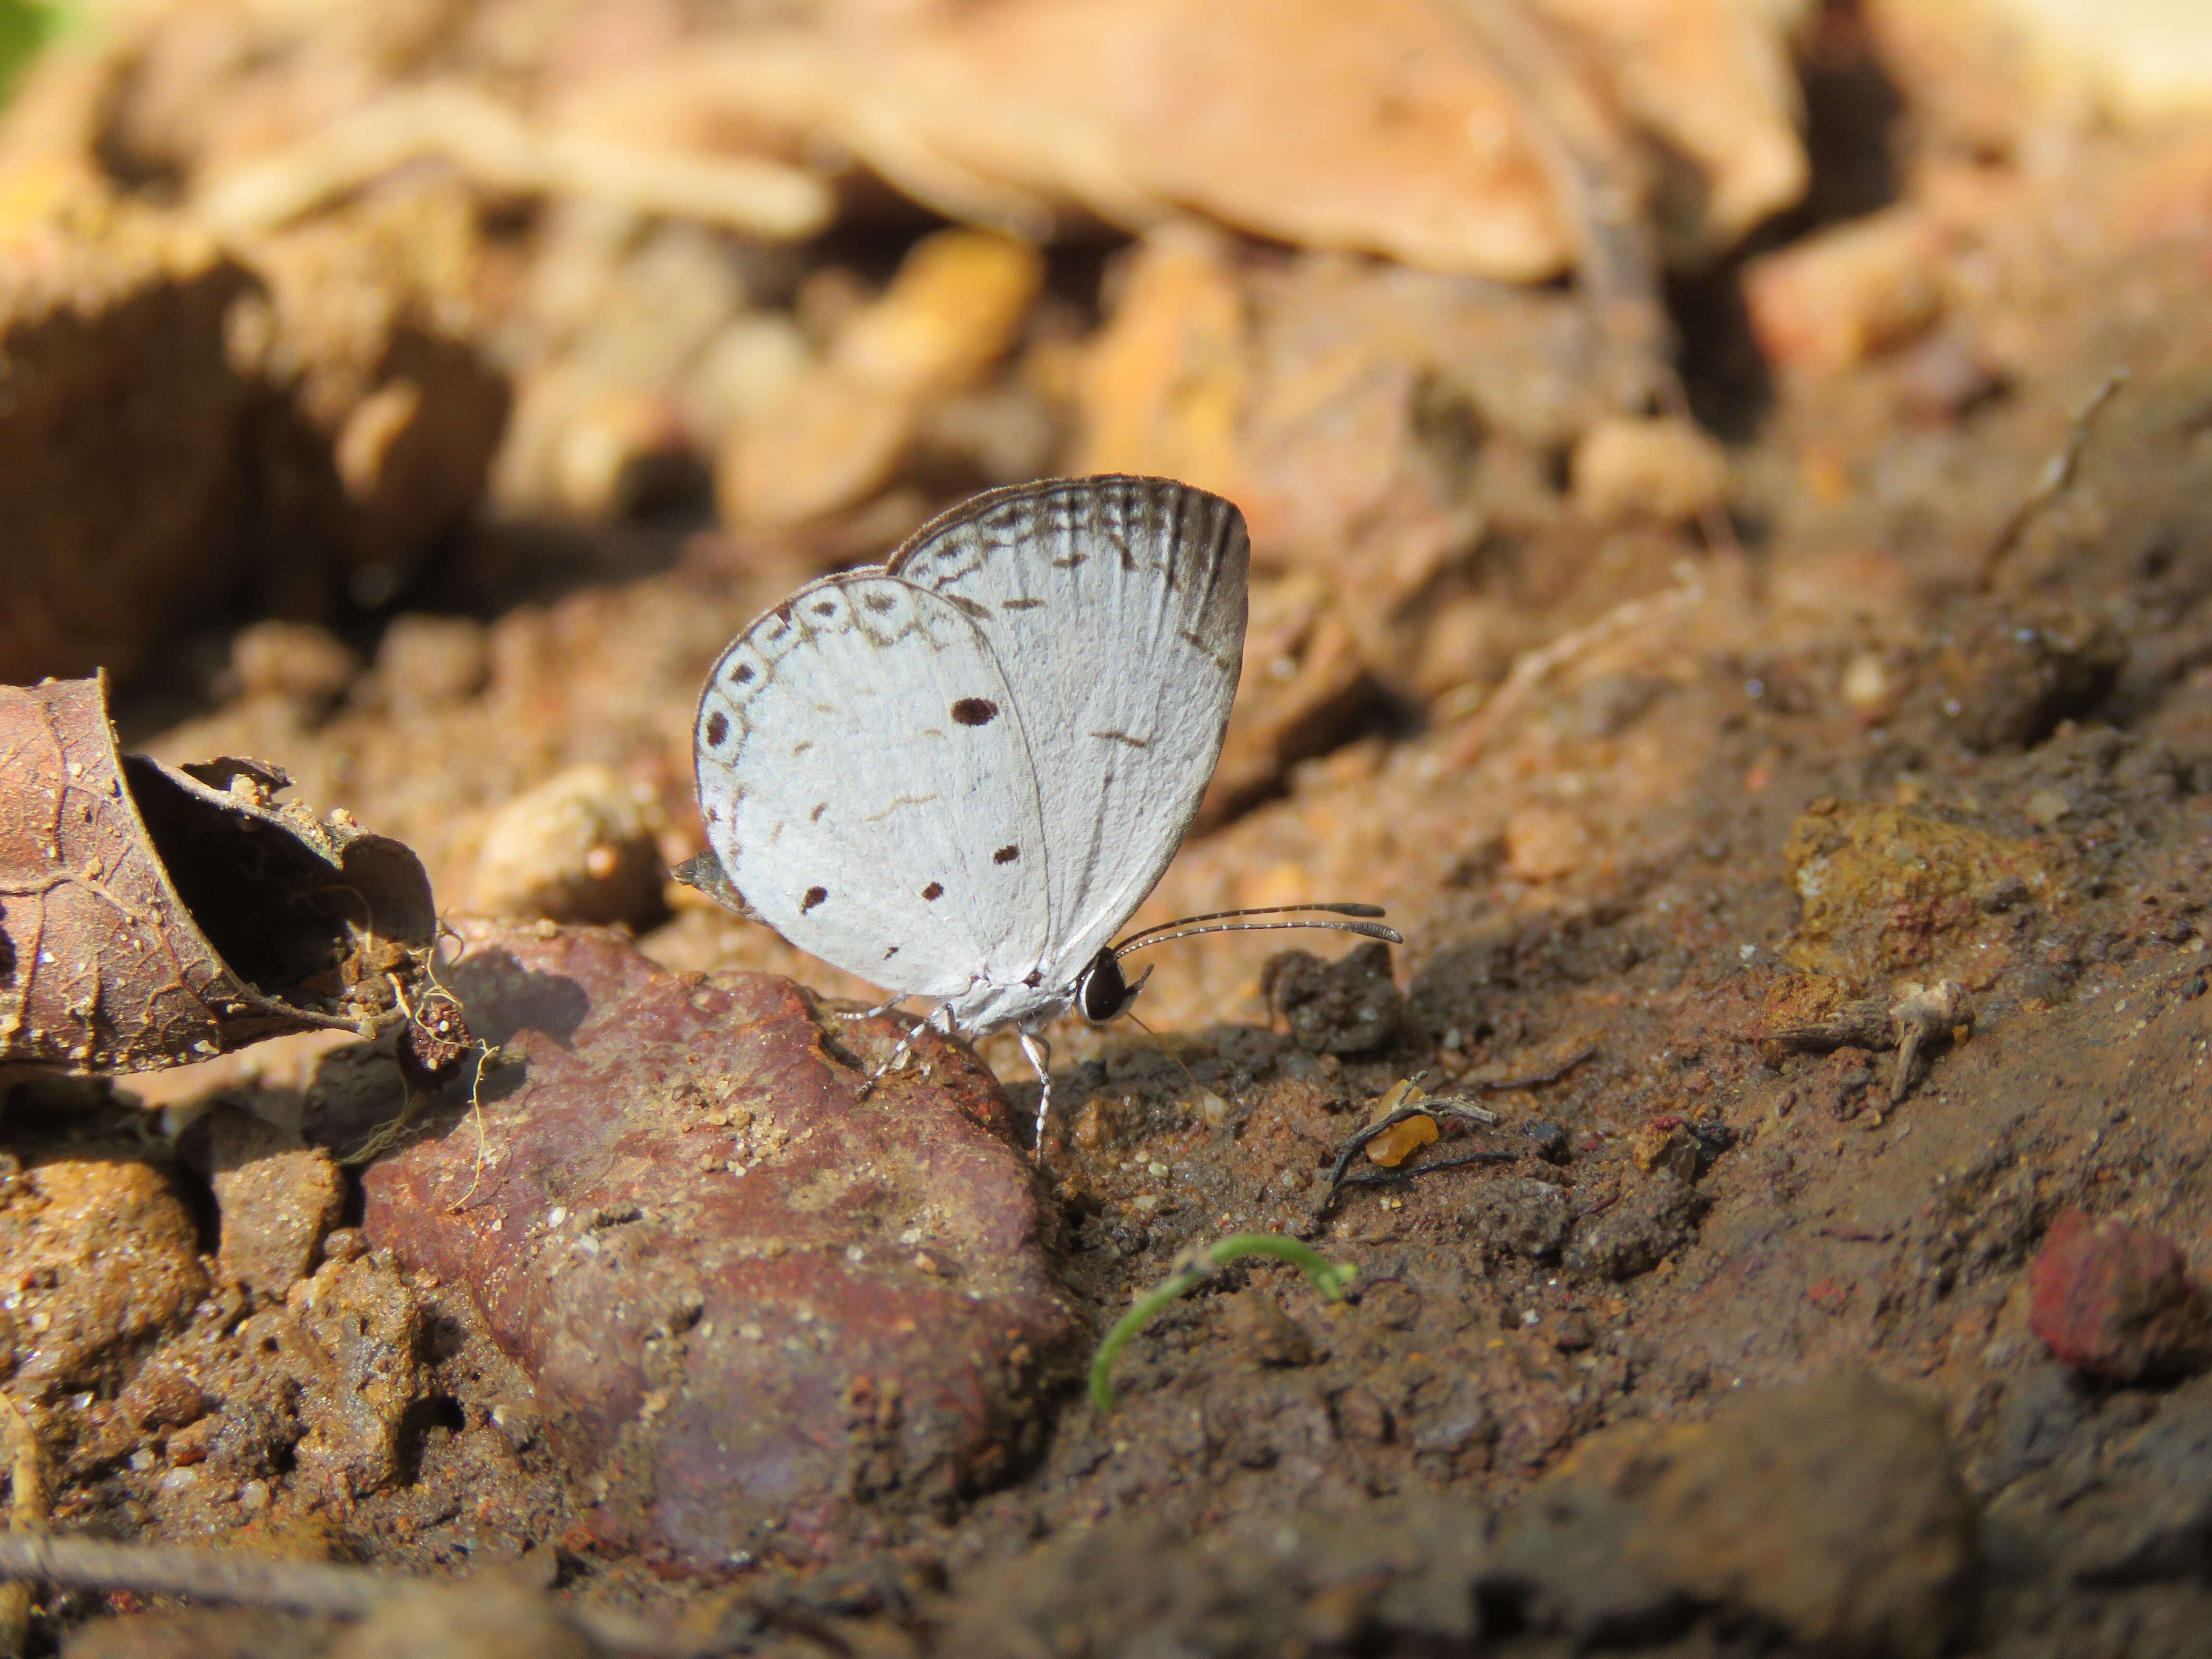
[1458,1046,1597,1093]
[446,1042,498,1213]
[1979,368,2128,589]
[0,1396,43,1659]
[1444,0,1668,413]
[0,1534,699,1657]
[1313,1049,1594,1214]
[1446,583,1701,762]
[195,83,833,241]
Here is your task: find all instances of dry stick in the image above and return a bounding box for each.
[1439,2,1741,756]
[0,1397,44,1659]
[1446,0,1667,411]
[0,1534,704,1658]
[1447,581,1701,763]
[1314,1050,1594,1215]
[1445,0,1743,558]
[1978,368,2128,589]
[195,83,832,240]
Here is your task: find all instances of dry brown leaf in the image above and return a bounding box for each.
[0,677,436,1076]
[576,0,1806,280]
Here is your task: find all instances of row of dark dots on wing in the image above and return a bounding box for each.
[799,860,1029,918]
[705,690,988,756]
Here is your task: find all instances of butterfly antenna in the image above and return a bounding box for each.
[1112,902,1387,950]
[1113,913,1402,959]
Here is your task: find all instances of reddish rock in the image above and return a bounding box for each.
[2028,1208,2212,1383]
[359,921,1072,1568]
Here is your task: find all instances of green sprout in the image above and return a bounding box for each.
[1089,1232,1356,1411]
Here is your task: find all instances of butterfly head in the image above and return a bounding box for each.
[1074,948,1155,1023]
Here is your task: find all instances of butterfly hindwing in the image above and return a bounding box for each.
[694,573,1050,1000]
[890,476,1250,987]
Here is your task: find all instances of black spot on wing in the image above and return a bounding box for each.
[943,593,989,620]
[951,697,999,726]
[1001,597,1046,611]
[704,711,728,747]
[801,886,828,913]
[731,662,756,685]
[1090,729,1151,748]
[864,591,896,613]
[885,946,900,960]
[921,882,944,901]
[994,844,1019,864]
[810,802,827,822]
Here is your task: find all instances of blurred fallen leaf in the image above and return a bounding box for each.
[560,0,1808,280]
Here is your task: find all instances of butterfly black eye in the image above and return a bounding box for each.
[1077,949,1130,1023]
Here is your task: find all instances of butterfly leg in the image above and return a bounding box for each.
[1017,1029,1054,1161]
[833,994,911,1024]
[856,1002,951,1100]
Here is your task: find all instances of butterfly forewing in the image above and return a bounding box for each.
[695,573,1050,1000]
[890,476,1249,988]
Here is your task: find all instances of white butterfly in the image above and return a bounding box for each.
[685,475,1396,1141]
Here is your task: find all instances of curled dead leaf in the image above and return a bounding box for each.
[0,676,435,1076]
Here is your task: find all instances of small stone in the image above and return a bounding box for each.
[1563,1172,1709,1281]
[1523,1121,1570,1164]
[1504,805,1589,883]
[1743,206,1947,373]
[375,614,490,713]
[1464,1177,1571,1261]
[2028,1208,2212,1383]
[116,1358,210,1433]
[1840,651,1894,717]
[1569,415,1729,525]
[1261,941,1405,1055]
[228,621,360,710]
[2023,785,2071,829]
[1225,1289,1315,1367]
[469,764,666,929]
